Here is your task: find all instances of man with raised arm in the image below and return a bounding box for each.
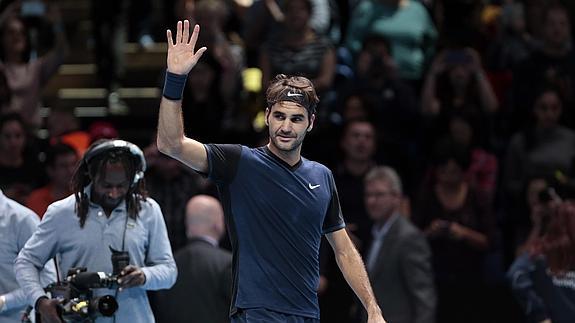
[157,20,386,323]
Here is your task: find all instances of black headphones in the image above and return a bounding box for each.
[83,140,147,187]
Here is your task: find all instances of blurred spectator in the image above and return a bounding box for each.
[353,34,419,147]
[507,199,575,323]
[191,0,243,103]
[524,0,561,40]
[348,34,420,192]
[345,0,437,87]
[503,87,575,214]
[334,118,378,246]
[363,166,436,323]
[487,1,536,72]
[0,113,44,204]
[45,108,92,156]
[512,176,552,257]
[180,53,234,143]
[171,1,243,137]
[421,47,499,166]
[88,120,119,142]
[26,142,78,218]
[339,91,376,121]
[319,118,377,323]
[445,112,498,202]
[259,0,336,94]
[421,47,499,119]
[413,140,494,323]
[243,0,331,66]
[512,3,575,130]
[0,1,67,128]
[145,139,212,251]
[154,195,231,323]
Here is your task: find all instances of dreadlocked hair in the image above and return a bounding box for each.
[72,148,148,228]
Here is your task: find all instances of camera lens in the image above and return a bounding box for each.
[93,295,119,317]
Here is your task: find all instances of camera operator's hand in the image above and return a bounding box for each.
[37,297,62,323]
[118,265,146,290]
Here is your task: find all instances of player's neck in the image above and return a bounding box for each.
[267,143,302,167]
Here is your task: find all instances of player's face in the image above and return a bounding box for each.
[91,162,131,212]
[266,101,314,154]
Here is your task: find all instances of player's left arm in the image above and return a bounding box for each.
[326,228,386,323]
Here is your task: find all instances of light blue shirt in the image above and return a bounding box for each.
[0,190,55,323]
[15,192,177,322]
[366,213,400,271]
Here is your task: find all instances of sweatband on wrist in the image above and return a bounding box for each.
[162,70,188,101]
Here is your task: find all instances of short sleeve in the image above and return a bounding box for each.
[204,144,242,184]
[322,173,345,234]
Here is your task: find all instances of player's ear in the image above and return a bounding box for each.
[265,108,270,126]
[307,114,316,132]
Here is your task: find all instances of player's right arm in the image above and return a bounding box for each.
[157,21,208,173]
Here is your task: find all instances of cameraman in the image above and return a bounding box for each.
[0,189,55,323]
[15,139,177,323]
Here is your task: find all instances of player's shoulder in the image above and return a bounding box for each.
[302,157,332,175]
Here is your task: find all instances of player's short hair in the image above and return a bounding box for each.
[266,74,319,119]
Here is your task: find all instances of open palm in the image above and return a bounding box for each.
[166,20,207,75]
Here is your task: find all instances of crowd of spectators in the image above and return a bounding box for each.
[1,0,575,322]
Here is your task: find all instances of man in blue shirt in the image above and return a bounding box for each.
[157,21,386,323]
[15,139,177,323]
[0,190,55,323]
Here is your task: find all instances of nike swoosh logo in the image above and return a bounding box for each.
[309,184,321,190]
[287,91,303,97]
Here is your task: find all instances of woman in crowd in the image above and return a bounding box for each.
[0,113,44,204]
[259,0,336,94]
[504,86,575,213]
[0,1,67,128]
[414,140,494,323]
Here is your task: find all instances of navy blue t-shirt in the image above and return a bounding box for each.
[205,144,345,319]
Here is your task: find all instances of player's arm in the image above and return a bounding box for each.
[326,228,386,323]
[157,20,208,173]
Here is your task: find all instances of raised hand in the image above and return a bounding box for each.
[166,20,207,75]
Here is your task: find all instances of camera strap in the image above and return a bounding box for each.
[53,256,61,284]
[111,210,131,323]
[121,211,129,251]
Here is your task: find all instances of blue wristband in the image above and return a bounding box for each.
[162,70,188,101]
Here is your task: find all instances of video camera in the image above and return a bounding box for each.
[44,267,119,322]
[36,248,130,322]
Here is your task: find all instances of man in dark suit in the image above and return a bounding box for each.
[363,166,436,323]
[155,195,232,323]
